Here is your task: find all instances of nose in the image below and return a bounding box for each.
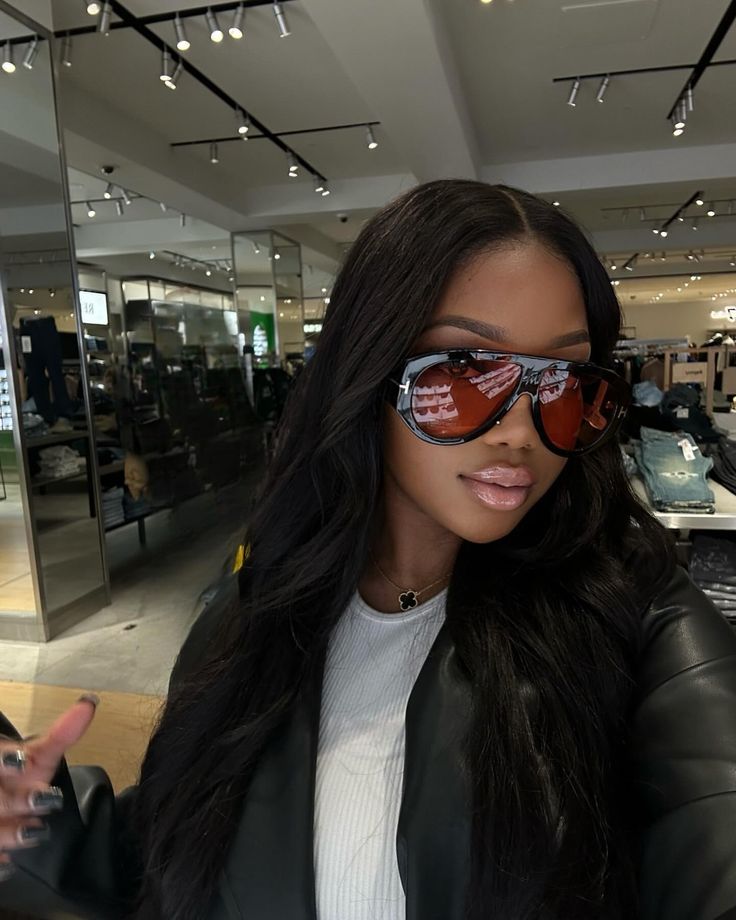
[479,392,539,451]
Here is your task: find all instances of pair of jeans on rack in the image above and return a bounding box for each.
[689,533,736,626]
[633,427,715,513]
[19,316,74,424]
[703,438,736,496]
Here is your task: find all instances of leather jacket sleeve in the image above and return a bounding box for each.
[631,565,736,920]
[0,574,238,920]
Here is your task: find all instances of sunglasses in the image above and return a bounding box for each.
[387,349,630,457]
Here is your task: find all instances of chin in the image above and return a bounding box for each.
[445,510,528,545]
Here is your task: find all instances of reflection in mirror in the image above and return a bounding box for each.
[0,11,107,633]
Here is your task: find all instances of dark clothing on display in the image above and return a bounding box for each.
[19,316,74,424]
[1,565,736,919]
[690,533,736,625]
[659,383,721,443]
[704,439,736,497]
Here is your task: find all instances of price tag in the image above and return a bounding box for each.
[677,438,696,462]
[675,407,689,418]
[21,336,32,354]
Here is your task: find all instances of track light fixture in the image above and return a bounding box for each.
[236,109,250,135]
[159,202,167,213]
[707,204,716,217]
[595,75,609,103]
[149,251,156,259]
[98,2,112,35]
[22,37,39,70]
[2,42,16,74]
[180,213,187,227]
[696,197,704,206]
[660,230,668,238]
[366,126,378,149]
[230,4,245,39]
[206,8,224,42]
[313,176,325,194]
[87,1,101,13]
[174,14,190,51]
[103,183,114,199]
[623,254,637,272]
[160,50,173,81]
[165,60,182,90]
[210,143,219,164]
[321,183,331,197]
[61,35,73,67]
[288,153,299,176]
[566,78,580,107]
[86,201,96,218]
[122,189,132,206]
[115,200,124,217]
[273,2,291,38]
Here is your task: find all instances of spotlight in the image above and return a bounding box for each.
[160,49,173,81]
[252,242,261,255]
[206,8,224,42]
[707,204,716,217]
[236,109,250,135]
[165,60,182,90]
[552,200,560,207]
[288,153,299,176]
[321,183,331,197]
[273,2,291,37]
[672,115,684,137]
[273,250,281,260]
[98,1,112,35]
[61,35,72,67]
[692,218,699,230]
[313,176,325,194]
[229,4,245,39]
[87,1,101,13]
[180,213,187,227]
[2,42,16,74]
[366,126,378,149]
[22,37,39,70]
[122,189,132,206]
[115,200,124,217]
[174,14,190,51]
[566,78,580,107]
[103,182,114,199]
[653,228,660,235]
[86,201,96,218]
[205,268,212,277]
[660,230,668,238]
[149,251,156,260]
[596,75,610,103]
[696,197,704,206]
[160,202,168,212]
[210,143,219,164]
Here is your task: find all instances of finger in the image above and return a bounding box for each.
[0,785,63,819]
[0,817,49,851]
[24,695,99,777]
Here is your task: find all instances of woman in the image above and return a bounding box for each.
[1,180,735,920]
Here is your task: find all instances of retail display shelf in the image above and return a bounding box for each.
[631,475,736,531]
[32,468,88,488]
[26,431,90,449]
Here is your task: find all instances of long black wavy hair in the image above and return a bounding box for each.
[128,180,675,920]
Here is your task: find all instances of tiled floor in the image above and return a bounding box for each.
[0,475,258,697]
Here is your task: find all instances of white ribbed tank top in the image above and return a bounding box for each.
[313,586,448,920]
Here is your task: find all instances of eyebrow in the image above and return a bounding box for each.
[424,315,591,350]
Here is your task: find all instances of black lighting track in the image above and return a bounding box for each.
[666,0,736,120]
[660,190,705,232]
[171,120,380,148]
[45,0,327,184]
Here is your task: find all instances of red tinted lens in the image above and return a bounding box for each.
[539,368,619,451]
[412,359,522,438]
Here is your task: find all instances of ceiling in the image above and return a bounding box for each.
[1,0,735,313]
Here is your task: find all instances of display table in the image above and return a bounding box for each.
[631,474,736,531]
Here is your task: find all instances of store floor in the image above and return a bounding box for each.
[0,485,35,613]
[0,469,262,697]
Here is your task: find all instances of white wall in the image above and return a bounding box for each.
[621,299,736,345]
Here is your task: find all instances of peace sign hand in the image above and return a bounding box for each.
[0,694,99,880]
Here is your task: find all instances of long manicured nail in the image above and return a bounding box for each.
[1,750,26,772]
[29,788,64,811]
[77,692,100,708]
[0,862,15,881]
[18,824,49,843]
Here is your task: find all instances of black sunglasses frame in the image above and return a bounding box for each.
[387,349,631,457]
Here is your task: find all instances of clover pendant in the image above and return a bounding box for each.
[399,591,418,610]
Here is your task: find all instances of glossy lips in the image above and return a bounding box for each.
[460,464,535,511]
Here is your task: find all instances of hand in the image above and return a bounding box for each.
[0,694,99,880]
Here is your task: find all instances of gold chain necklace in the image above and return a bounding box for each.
[369,550,452,611]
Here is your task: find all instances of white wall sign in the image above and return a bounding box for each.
[710,307,736,323]
[253,323,268,357]
[79,290,109,326]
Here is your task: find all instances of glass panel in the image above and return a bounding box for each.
[0,12,106,628]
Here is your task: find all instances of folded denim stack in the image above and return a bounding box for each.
[702,439,736,496]
[101,486,125,529]
[633,380,664,408]
[690,533,736,627]
[633,427,715,513]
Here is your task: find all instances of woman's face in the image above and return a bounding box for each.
[383,242,592,545]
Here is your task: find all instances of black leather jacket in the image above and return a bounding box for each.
[1,564,736,920]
